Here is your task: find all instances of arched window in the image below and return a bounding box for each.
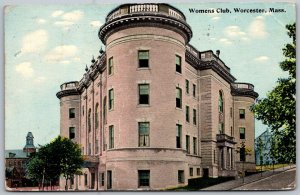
[88,109,91,132]
[95,103,99,129]
[218,91,224,113]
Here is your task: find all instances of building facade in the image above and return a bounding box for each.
[56,3,258,190]
[5,132,37,188]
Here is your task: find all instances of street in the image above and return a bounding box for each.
[233,167,296,190]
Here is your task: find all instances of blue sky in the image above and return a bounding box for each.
[5,2,295,149]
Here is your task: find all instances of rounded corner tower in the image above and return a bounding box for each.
[98,4,197,190]
[56,81,80,141]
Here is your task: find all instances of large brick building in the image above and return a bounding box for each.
[56,3,258,190]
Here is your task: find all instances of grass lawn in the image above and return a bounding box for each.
[256,164,290,171]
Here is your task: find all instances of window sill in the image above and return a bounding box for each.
[137,104,150,108]
[175,107,182,111]
[175,71,182,75]
[137,67,151,70]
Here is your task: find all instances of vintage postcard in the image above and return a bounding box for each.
[4,1,296,191]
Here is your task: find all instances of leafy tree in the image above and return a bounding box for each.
[251,23,296,163]
[269,135,279,172]
[257,138,264,176]
[26,136,84,191]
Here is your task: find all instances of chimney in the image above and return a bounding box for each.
[216,50,220,58]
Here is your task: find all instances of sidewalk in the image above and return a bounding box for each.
[201,164,296,191]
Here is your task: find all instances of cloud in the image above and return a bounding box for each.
[34,76,46,84]
[224,26,246,37]
[45,45,78,63]
[60,60,71,64]
[90,21,103,28]
[62,10,83,22]
[53,10,84,28]
[248,16,268,38]
[36,18,46,24]
[211,17,220,21]
[15,62,34,78]
[21,29,48,53]
[219,38,232,45]
[52,10,64,17]
[254,56,269,62]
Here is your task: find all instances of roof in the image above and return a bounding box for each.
[5,150,29,158]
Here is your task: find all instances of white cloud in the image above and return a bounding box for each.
[254,56,269,62]
[60,60,71,64]
[52,10,64,17]
[53,10,83,28]
[211,17,220,21]
[34,76,46,84]
[45,45,78,63]
[90,21,103,28]
[62,10,83,22]
[15,62,34,78]
[36,18,46,24]
[21,29,48,53]
[73,57,81,62]
[219,38,232,45]
[224,26,246,37]
[248,16,268,38]
[54,21,74,26]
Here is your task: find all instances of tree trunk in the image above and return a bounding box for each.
[65,178,68,191]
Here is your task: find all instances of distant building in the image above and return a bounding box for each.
[57,3,258,190]
[5,132,36,188]
[255,129,275,165]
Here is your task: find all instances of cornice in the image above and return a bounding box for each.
[231,87,259,99]
[99,14,192,44]
[56,89,80,99]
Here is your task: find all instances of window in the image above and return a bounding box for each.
[69,127,75,139]
[218,91,223,112]
[240,127,245,139]
[185,79,189,94]
[193,137,197,155]
[219,123,224,134]
[239,109,245,119]
[69,108,75,118]
[189,168,193,176]
[88,143,91,155]
[84,174,88,186]
[109,125,114,149]
[240,148,246,162]
[82,106,84,116]
[103,97,107,123]
[95,139,99,154]
[138,170,150,187]
[139,122,150,147]
[108,57,113,75]
[101,173,105,186]
[197,168,200,176]
[185,106,190,122]
[109,89,114,110]
[176,55,182,73]
[193,109,197,125]
[193,84,196,97]
[176,124,182,148]
[88,109,92,132]
[214,150,216,163]
[139,84,149,104]
[176,87,182,108]
[186,135,190,154]
[138,50,149,68]
[95,104,99,129]
[231,126,233,136]
[107,170,112,189]
[230,107,233,118]
[178,170,184,183]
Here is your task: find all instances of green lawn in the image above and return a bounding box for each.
[256,164,289,171]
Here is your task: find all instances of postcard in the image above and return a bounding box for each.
[4,1,296,191]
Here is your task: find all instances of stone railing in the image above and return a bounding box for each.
[216,134,235,143]
[106,4,185,22]
[231,83,254,90]
[60,81,79,90]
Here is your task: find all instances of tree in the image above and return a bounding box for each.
[251,23,296,163]
[26,136,84,191]
[257,138,264,176]
[269,135,279,172]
